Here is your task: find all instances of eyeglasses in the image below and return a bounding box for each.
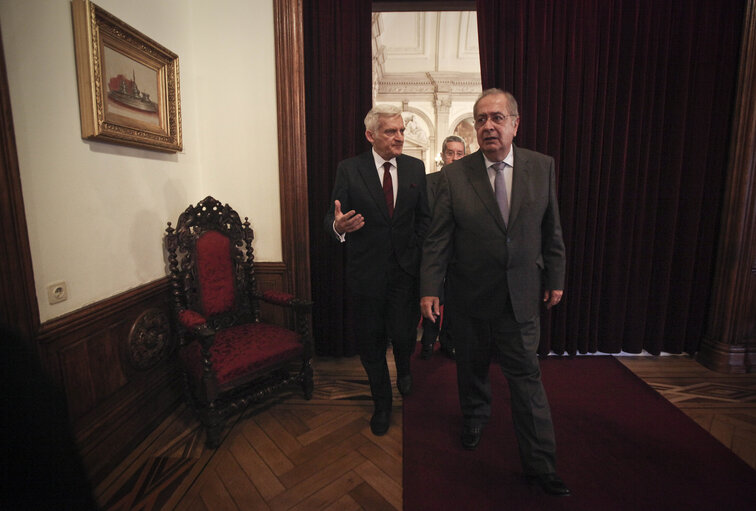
[474,113,517,127]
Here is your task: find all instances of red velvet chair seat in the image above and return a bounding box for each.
[181,323,303,385]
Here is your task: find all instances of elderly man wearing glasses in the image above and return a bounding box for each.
[420,89,569,497]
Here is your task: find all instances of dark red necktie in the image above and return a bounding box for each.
[383,161,394,217]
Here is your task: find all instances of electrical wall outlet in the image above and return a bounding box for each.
[47,281,68,304]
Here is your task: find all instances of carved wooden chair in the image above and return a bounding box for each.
[165,196,313,447]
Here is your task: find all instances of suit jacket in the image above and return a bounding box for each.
[420,146,565,322]
[325,151,430,297]
[426,171,442,212]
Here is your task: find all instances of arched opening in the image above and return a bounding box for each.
[371,7,480,172]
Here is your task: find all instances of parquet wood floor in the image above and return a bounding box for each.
[618,355,756,470]
[94,351,756,510]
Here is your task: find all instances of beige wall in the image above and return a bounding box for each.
[0,0,282,322]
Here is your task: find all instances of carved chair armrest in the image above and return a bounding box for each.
[259,290,313,312]
[192,323,215,339]
[259,290,297,306]
[177,309,216,351]
[257,290,313,345]
[178,309,208,329]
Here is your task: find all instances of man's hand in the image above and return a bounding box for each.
[334,200,365,234]
[543,290,563,309]
[421,296,440,322]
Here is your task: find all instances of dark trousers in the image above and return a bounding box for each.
[351,258,418,411]
[451,300,557,475]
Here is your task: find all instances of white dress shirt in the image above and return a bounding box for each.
[333,149,398,242]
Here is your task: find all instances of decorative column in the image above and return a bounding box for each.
[697,0,756,373]
[434,92,452,168]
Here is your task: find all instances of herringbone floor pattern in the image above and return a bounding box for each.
[94,351,756,510]
[95,355,402,511]
[618,355,756,470]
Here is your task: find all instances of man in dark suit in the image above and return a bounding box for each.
[325,104,430,436]
[420,135,466,360]
[420,89,570,496]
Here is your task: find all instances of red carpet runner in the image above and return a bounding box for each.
[403,355,756,510]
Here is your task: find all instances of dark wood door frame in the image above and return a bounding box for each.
[697,0,756,372]
[274,0,311,300]
[0,26,39,341]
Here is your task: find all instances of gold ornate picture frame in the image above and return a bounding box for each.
[71,0,182,152]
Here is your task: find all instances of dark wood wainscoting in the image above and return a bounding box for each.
[34,262,292,485]
[36,278,180,484]
[255,261,289,327]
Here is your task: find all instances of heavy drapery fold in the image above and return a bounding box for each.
[305,0,744,356]
[304,0,373,356]
[477,0,745,354]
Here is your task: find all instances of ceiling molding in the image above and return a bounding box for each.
[376,71,481,98]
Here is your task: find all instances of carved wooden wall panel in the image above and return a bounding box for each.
[57,323,128,420]
[36,279,180,483]
[34,264,294,483]
[256,261,288,326]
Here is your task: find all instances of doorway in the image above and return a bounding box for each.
[371,8,481,173]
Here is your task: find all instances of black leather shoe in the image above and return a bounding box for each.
[528,473,571,496]
[370,409,391,436]
[397,375,412,396]
[420,343,434,360]
[461,424,482,450]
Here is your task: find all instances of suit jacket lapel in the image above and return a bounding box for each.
[509,144,529,229]
[466,151,508,233]
[394,155,412,218]
[357,151,392,220]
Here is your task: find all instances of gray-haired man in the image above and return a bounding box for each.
[325,104,431,436]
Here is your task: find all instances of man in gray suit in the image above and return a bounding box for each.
[420,89,569,496]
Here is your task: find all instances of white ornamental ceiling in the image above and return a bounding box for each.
[373,11,482,100]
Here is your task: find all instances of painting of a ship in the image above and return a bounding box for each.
[107,71,158,113]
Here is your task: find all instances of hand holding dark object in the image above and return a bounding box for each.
[420,296,440,322]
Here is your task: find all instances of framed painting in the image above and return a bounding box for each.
[71,0,182,152]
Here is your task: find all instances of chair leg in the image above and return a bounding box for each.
[206,426,222,449]
[202,404,224,449]
[302,362,314,400]
[182,372,196,408]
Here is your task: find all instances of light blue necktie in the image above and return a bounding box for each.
[492,162,509,225]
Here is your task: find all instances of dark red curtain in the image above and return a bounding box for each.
[304,0,373,356]
[476,0,745,355]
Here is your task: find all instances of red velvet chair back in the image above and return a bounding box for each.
[195,230,236,317]
[167,196,260,335]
